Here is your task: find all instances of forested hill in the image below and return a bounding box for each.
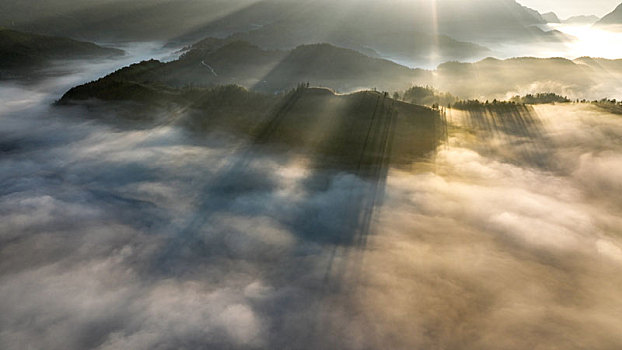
[61,39,425,94]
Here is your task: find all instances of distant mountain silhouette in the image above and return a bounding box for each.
[59,33,622,103]
[0,28,123,78]
[1,0,572,64]
[541,12,561,23]
[255,43,423,92]
[563,15,600,24]
[596,3,622,26]
[176,0,555,44]
[170,0,570,63]
[61,39,426,96]
[170,0,494,64]
[415,56,622,99]
[0,0,248,42]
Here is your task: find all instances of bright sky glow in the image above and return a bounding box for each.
[483,23,622,61]
[555,24,622,58]
[518,0,620,18]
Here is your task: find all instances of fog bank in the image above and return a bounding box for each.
[1,46,622,349]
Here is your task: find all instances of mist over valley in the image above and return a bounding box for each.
[2,1,622,349]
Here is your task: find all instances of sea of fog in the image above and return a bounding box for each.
[1,43,622,349]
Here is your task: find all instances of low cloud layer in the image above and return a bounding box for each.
[1,60,622,349]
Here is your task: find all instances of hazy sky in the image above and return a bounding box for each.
[519,0,620,18]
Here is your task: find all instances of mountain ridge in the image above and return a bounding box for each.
[596,3,622,25]
[541,12,561,23]
[563,15,600,24]
[61,39,426,97]
[0,27,124,79]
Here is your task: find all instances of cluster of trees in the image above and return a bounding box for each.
[594,98,622,115]
[451,93,571,110]
[451,99,522,111]
[595,98,621,105]
[394,88,577,110]
[394,86,458,107]
[448,95,622,115]
[510,93,570,104]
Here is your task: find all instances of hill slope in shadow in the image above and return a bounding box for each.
[0,27,124,79]
[61,39,427,94]
[60,81,444,176]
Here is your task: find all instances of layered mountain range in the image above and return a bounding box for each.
[0,0,575,65]
[60,36,622,101]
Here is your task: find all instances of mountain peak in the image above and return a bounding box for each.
[541,12,561,23]
[596,2,622,25]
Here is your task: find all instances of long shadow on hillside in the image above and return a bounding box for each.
[454,104,551,169]
[58,83,445,348]
[155,87,444,275]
